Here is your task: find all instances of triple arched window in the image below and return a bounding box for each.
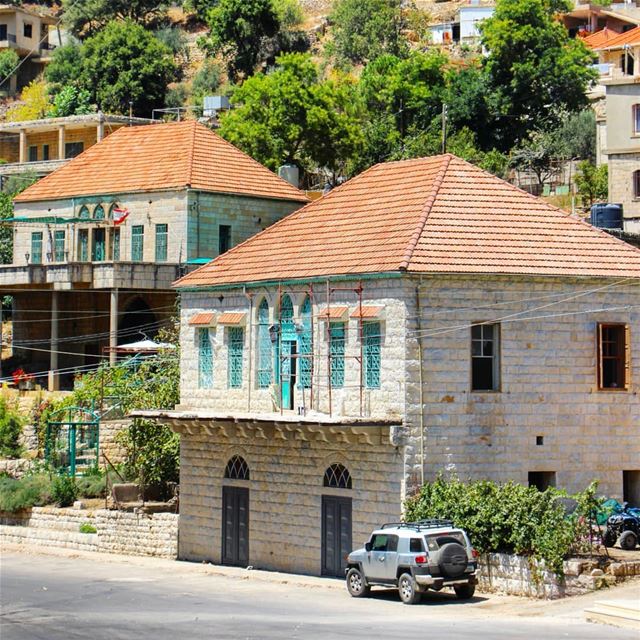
[224,455,250,480]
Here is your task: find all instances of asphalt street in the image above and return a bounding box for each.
[1,550,637,640]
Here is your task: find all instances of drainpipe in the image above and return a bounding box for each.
[415,283,425,486]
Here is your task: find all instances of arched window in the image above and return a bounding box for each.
[634,170,640,199]
[257,299,271,388]
[323,464,352,489]
[93,204,105,220]
[224,455,250,480]
[78,205,90,219]
[280,294,294,335]
[299,296,312,388]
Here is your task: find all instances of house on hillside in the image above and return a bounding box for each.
[429,2,495,46]
[563,2,640,38]
[0,120,308,389]
[140,155,640,577]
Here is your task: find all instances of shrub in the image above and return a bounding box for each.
[76,470,107,499]
[0,474,53,512]
[79,522,97,534]
[0,396,24,458]
[51,474,78,507]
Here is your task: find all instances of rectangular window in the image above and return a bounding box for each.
[28,146,37,162]
[78,229,89,261]
[112,228,120,261]
[623,470,640,507]
[53,230,65,262]
[634,171,640,199]
[30,232,43,264]
[528,471,556,492]
[131,225,144,261]
[634,104,640,134]
[228,327,244,389]
[0,25,7,40]
[471,323,500,391]
[598,323,629,390]
[155,223,168,262]
[198,328,213,389]
[42,144,49,161]
[23,23,32,38]
[363,321,381,389]
[330,322,345,388]
[219,224,231,255]
[65,141,84,159]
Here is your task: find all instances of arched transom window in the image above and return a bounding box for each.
[257,298,271,388]
[93,204,105,220]
[323,463,352,489]
[299,296,312,388]
[224,455,250,480]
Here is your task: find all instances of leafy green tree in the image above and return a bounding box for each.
[191,59,222,105]
[551,109,596,162]
[481,0,597,151]
[0,193,13,265]
[48,85,94,118]
[329,0,407,65]
[575,161,608,210]
[219,53,363,182]
[0,49,19,89]
[79,20,177,116]
[5,80,51,121]
[45,42,84,94]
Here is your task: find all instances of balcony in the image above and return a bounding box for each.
[0,159,68,179]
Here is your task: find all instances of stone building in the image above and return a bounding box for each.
[143,154,640,577]
[0,120,307,388]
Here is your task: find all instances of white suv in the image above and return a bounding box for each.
[345,520,478,604]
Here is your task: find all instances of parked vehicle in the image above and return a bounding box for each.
[603,505,640,550]
[345,520,478,605]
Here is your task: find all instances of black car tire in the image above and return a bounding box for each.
[346,567,370,598]
[454,583,476,600]
[398,573,422,605]
[602,528,617,548]
[619,530,638,551]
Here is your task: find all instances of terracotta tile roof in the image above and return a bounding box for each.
[350,305,385,319]
[174,155,640,287]
[188,312,215,326]
[15,120,308,204]
[217,311,247,325]
[318,306,349,320]
[592,25,640,49]
[580,28,619,49]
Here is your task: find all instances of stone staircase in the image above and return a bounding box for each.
[585,600,640,631]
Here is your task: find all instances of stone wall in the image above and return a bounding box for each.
[609,152,640,225]
[0,507,178,558]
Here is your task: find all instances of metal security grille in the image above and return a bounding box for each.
[224,455,250,480]
[30,232,43,264]
[330,322,345,387]
[363,321,381,389]
[198,328,213,388]
[78,230,88,261]
[323,463,352,489]
[257,299,272,388]
[299,296,312,388]
[54,230,65,262]
[131,225,144,261]
[155,224,168,262]
[93,204,105,220]
[228,327,244,388]
[112,228,120,261]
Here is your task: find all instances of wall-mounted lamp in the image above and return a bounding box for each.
[269,324,280,344]
[24,252,30,264]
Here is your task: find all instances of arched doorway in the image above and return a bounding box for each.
[321,463,353,577]
[222,455,250,567]
[118,297,157,344]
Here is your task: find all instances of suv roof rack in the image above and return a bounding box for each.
[381,519,454,531]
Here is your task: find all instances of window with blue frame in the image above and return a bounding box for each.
[30,232,43,264]
[299,296,312,388]
[93,204,105,220]
[257,299,272,388]
[78,229,89,261]
[363,321,381,389]
[112,228,120,261]
[228,326,244,388]
[131,225,144,261]
[53,230,65,261]
[155,223,168,262]
[330,322,345,387]
[198,328,213,388]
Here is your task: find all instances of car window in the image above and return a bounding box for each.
[426,532,466,550]
[370,534,398,552]
[409,538,424,553]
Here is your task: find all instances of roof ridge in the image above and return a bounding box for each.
[399,154,452,271]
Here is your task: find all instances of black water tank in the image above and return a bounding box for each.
[591,203,623,229]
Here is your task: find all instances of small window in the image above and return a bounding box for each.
[198,328,213,389]
[65,141,84,159]
[28,146,37,162]
[155,223,168,262]
[528,471,556,491]
[299,296,312,389]
[93,204,105,220]
[0,25,7,40]
[623,471,640,507]
[23,23,32,38]
[78,229,89,261]
[330,322,345,388]
[78,205,90,219]
[219,224,231,255]
[112,228,120,261]
[256,298,272,388]
[363,321,381,389]
[634,105,640,135]
[30,232,43,264]
[409,538,424,553]
[228,326,244,389]
[131,225,144,261]
[224,455,250,480]
[471,323,500,391]
[370,534,398,552]
[598,324,629,390]
[53,230,65,262]
[42,144,49,161]
[634,170,640,199]
[323,463,352,489]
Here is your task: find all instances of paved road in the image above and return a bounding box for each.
[1,550,637,640]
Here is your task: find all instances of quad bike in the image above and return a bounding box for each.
[603,506,640,550]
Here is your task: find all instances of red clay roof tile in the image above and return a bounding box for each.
[188,312,215,326]
[592,25,640,49]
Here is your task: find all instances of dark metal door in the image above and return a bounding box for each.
[221,486,249,566]
[321,495,352,576]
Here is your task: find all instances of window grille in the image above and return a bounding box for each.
[228,326,244,389]
[78,205,90,219]
[155,224,168,262]
[323,464,352,489]
[224,455,250,480]
[93,204,105,220]
[471,323,500,391]
[363,321,381,389]
[78,229,88,261]
[330,322,345,387]
[112,228,120,261]
[280,294,294,335]
[131,225,144,261]
[299,296,312,388]
[53,230,65,262]
[30,232,43,264]
[198,328,213,388]
[257,299,272,388]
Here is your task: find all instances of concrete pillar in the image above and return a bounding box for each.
[109,288,118,366]
[48,291,59,391]
[19,128,27,163]
[57,124,66,160]
[97,112,105,142]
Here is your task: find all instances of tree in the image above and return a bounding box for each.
[329,0,407,65]
[510,130,563,187]
[575,161,608,210]
[79,20,177,116]
[551,109,596,162]
[5,80,52,122]
[0,172,38,265]
[48,85,94,118]
[191,59,222,105]
[61,0,167,38]
[481,0,597,151]
[45,41,84,94]
[219,53,363,182]
[0,49,19,89]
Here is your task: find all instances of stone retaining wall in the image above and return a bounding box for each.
[0,507,178,558]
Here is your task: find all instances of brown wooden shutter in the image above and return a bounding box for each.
[624,324,631,390]
[597,323,604,389]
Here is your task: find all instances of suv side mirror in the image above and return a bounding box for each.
[364,542,372,552]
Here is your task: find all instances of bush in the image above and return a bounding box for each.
[79,522,97,534]
[0,474,53,512]
[404,477,600,578]
[0,396,24,458]
[75,471,107,499]
[51,474,78,507]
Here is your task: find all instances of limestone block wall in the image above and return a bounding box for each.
[402,274,640,498]
[608,152,640,224]
[178,422,403,575]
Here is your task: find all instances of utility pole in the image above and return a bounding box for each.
[441,103,448,154]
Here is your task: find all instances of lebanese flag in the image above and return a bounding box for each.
[112,208,130,225]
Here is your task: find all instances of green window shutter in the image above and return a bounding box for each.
[330,322,345,388]
[155,224,168,262]
[228,327,244,388]
[198,328,213,388]
[30,232,43,264]
[257,299,272,388]
[54,230,65,262]
[363,321,381,389]
[131,225,144,261]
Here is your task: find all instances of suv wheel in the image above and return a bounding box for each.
[619,530,638,550]
[398,573,422,605]
[346,567,370,598]
[454,583,476,600]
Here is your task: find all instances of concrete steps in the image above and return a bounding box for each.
[585,600,640,631]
